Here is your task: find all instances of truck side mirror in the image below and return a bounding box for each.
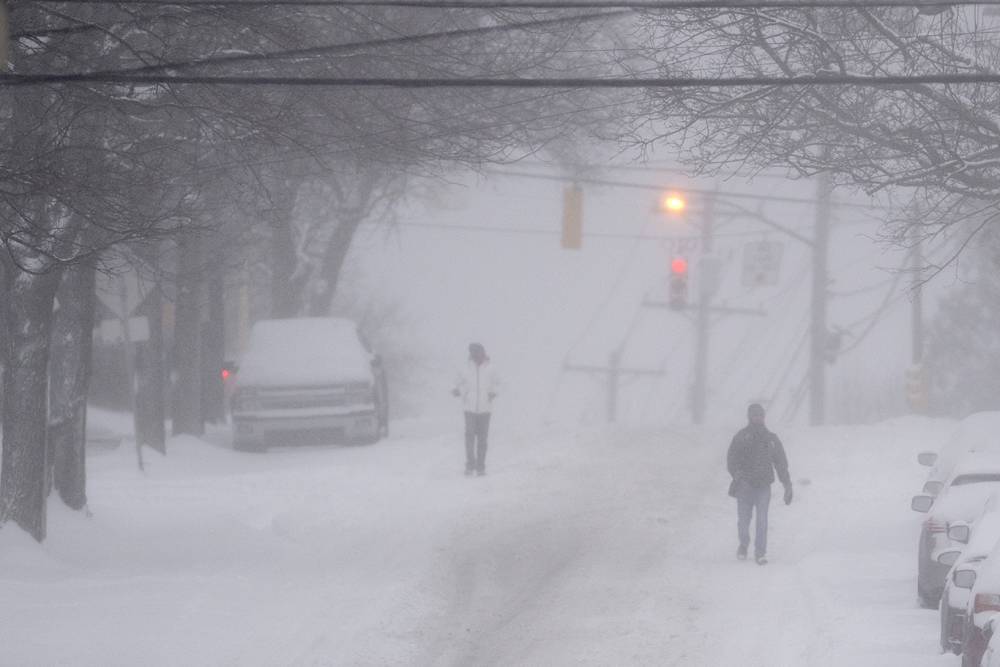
[948,524,971,544]
[911,495,934,513]
[918,452,938,467]
[954,568,977,590]
[937,550,961,567]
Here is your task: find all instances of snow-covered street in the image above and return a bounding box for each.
[0,415,962,666]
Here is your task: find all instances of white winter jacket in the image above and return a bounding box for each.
[454,360,500,414]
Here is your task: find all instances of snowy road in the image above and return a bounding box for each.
[0,415,962,666]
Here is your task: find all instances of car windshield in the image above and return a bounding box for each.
[951,473,1000,486]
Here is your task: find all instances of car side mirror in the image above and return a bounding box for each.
[912,495,934,513]
[937,550,962,567]
[949,524,971,544]
[923,481,944,496]
[954,568,977,590]
[918,452,938,467]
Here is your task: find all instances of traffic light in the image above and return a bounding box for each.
[668,257,688,309]
[561,185,583,249]
[906,365,928,413]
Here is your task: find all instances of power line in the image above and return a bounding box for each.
[7,71,1000,89]
[21,0,1000,8]
[487,168,883,208]
[510,160,802,181]
[63,10,629,78]
[366,219,779,239]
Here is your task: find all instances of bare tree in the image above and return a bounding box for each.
[629,7,1000,245]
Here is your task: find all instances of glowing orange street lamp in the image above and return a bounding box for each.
[660,192,687,214]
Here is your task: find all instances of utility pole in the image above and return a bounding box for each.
[564,349,665,423]
[907,230,929,414]
[911,235,924,364]
[691,193,714,425]
[809,166,832,427]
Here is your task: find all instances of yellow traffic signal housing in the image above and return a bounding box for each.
[561,185,583,249]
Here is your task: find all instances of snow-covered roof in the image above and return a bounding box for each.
[965,504,1000,558]
[927,412,1000,484]
[235,317,373,388]
[948,453,1000,483]
[932,482,1000,524]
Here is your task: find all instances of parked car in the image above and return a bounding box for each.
[229,317,389,451]
[938,493,1000,655]
[982,620,1000,667]
[912,454,1000,608]
[917,412,1000,497]
[962,536,1000,667]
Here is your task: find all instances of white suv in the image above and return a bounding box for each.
[230,318,388,450]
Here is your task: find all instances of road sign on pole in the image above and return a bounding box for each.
[741,240,784,287]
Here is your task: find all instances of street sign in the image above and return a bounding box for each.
[742,240,784,287]
[97,316,150,345]
[95,270,146,320]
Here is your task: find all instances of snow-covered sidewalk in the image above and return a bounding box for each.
[0,415,959,666]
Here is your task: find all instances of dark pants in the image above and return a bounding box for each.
[736,482,772,558]
[464,411,491,472]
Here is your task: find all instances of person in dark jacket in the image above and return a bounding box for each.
[727,403,792,565]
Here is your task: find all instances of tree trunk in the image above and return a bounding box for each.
[306,215,364,316]
[1,268,61,540]
[48,262,96,511]
[172,234,204,436]
[135,276,166,454]
[267,178,303,318]
[200,269,225,424]
[270,211,300,318]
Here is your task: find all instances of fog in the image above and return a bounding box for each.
[345,164,925,428]
[5,3,1000,666]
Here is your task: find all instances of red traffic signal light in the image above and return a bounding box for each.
[669,257,688,309]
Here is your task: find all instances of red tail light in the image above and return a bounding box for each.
[925,517,947,534]
[974,593,1000,614]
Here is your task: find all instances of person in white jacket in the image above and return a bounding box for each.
[452,342,499,476]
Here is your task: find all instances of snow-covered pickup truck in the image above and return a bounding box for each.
[229,317,388,451]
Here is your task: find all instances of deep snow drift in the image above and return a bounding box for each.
[0,413,959,666]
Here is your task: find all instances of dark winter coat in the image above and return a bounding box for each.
[727,424,791,489]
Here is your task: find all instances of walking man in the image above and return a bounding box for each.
[452,342,499,476]
[727,403,792,565]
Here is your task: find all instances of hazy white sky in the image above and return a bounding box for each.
[346,164,931,429]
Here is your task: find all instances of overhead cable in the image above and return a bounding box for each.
[6,72,1000,89]
[18,0,1000,9]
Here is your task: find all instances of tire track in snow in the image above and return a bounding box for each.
[418,427,728,666]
